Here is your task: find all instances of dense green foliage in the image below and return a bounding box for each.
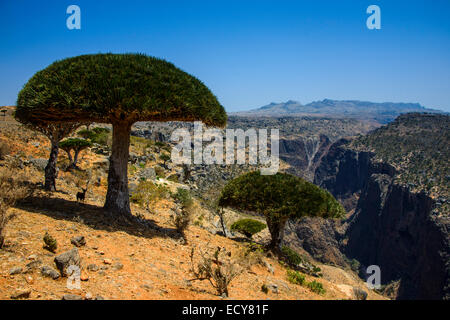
[159,153,171,166]
[174,188,193,209]
[230,219,266,238]
[281,245,306,266]
[219,171,344,249]
[218,171,345,221]
[130,180,169,211]
[77,127,110,145]
[59,138,92,150]
[286,270,306,285]
[286,270,326,294]
[15,54,226,126]
[306,280,326,295]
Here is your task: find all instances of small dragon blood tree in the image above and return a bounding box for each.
[15,53,227,217]
[13,118,80,191]
[59,138,92,170]
[218,171,345,250]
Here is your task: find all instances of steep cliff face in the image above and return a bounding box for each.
[314,141,450,300]
[280,134,331,181]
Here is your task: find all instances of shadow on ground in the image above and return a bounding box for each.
[16,195,181,241]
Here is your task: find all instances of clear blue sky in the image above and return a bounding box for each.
[1,0,449,112]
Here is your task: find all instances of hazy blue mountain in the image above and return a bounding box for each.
[233,99,444,123]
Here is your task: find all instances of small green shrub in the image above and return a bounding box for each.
[131,180,168,211]
[350,259,361,272]
[245,242,265,254]
[154,166,165,178]
[155,141,170,151]
[230,219,266,238]
[281,245,304,266]
[43,232,57,253]
[307,280,326,295]
[286,269,306,285]
[261,284,269,294]
[159,153,170,166]
[167,174,179,183]
[172,188,194,241]
[174,188,193,209]
[312,266,322,276]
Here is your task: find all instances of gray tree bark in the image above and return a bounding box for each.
[104,122,132,217]
[266,215,288,251]
[44,139,59,191]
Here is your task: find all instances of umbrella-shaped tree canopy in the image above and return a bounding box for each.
[218,171,345,249]
[15,53,227,217]
[15,53,226,126]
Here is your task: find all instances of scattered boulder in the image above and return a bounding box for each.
[353,287,368,300]
[11,288,31,300]
[87,264,99,272]
[41,265,60,280]
[62,294,83,300]
[28,158,47,171]
[112,262,124,271]
[103,258,112,265]
[54,248,80,277]
[24,259,42,273]
[263,261,274,275]
[268,283,279,294]
[139,167,156,180]
[9,266,23,275]
[70,236,86,247]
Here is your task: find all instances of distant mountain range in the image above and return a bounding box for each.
[232,99,445,123]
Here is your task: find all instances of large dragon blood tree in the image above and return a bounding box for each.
[15,53,227,217]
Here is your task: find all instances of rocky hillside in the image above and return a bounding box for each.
[233,99,444,123]
[0,106,383,300]
[314,113,450,300]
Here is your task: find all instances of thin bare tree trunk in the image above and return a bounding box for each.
[73,148,80,167]
[104,122,132,217]
[44,139,59,191]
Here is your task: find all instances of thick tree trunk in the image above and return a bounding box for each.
[266,215,288,251]
[44,139,59,191]
[104,122,132,218]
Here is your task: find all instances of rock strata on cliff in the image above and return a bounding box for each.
[313,113,450,300]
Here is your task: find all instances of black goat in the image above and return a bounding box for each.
[76,188,87,202]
